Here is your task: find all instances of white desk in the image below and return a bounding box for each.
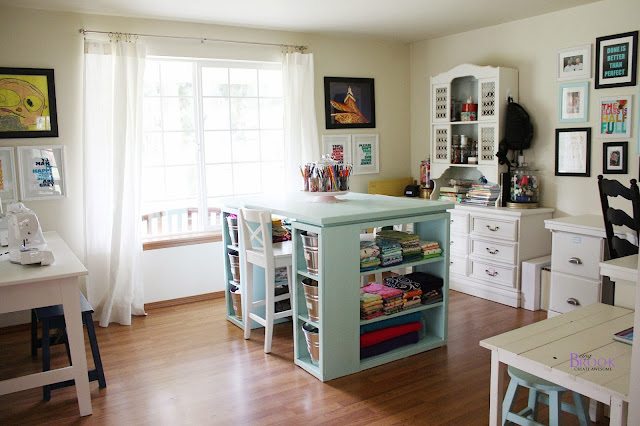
[600,254,638,309]
[480,303,633,425]
[0,232,92,416]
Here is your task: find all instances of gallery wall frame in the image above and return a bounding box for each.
[0,147,17,202]
[599,95,632,139]
[0,67,59,138]
[555,128,591,177]
[17,145,66,200]
[324,77,375,129]
[556,44,592,81]
[352,134,379,175]
[321,134,351,164]
[602,141,627,175]
[595,31,638,89]
[558,82,589,123]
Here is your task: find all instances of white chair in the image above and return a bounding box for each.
[238,208,293,353]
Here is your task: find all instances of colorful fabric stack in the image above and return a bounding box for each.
[420,241,442,259]
[375,238,403,267]
[361,282,404,315]
[402,272,444,305]
[382,275,423,310]
[376,230,422,263]
[360,312,422,359]
[360,240,381,271]
[271,217,291,243]
[360,292,384,320]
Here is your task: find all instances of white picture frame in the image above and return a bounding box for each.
[558,82,589,123]
[352,134,379,175]
[322,134,351,164]
[0,147,18,202]
[599,95,632,139]
[17,145,66,200]
[556,44,592,81]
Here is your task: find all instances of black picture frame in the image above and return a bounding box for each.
[324,77,375,129]
[595,31,638,89]
[602,141,628,175]
[0,67,59,138]
[555,128,591,177]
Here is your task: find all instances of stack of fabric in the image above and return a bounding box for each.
[360,292,384,320]
[360,312,422,359]
[382,275,423,310]
[376,238,403,267]
[420,241,442,259]
[402,272,444,305]
[360,240,381,271]
[376,230,422,263]
[271,217,291,243]
[361,282,404,315]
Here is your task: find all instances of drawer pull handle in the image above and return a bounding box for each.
[568,257,582,265]
[567,298,580,306]
[450,261,454,265]
[486,225,500,232]
[450,240,454,244]
[450,219,454,223]
[485,269,498,277]
[486,248,499,255]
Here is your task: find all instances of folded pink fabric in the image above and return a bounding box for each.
[361,282,403,300]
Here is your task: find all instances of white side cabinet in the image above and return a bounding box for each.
[448,205,554,307]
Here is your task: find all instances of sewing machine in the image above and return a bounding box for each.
[6,202,54,265]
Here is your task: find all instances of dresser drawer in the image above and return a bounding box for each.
[551,232,603,280]
[549,271,601,314]
[470,237,517,264]
[449,254,468,276]
[469,259,517,288]
[449,211,469,234]
[471,216,518,241]
[450,233,469,255]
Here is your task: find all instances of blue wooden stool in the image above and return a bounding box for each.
[30,292,106,401]
[502,366,589,426]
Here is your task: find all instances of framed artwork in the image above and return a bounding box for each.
[322,134,351,164]
[602,141,628,174]
[0,147,17,202]
[17,145,65,200]
[0,68,59,138]
[555,128,591,177]
[352,134,379,175]
[595,31,638,89]
[558,82,589,123]
[324,77,375,129]
[556,44,591,81]
[599,95,632,138]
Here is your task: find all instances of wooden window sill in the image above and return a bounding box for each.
[143,231,222,251]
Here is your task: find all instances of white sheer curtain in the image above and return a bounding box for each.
[282,52,320,192]
[83,38,146,327]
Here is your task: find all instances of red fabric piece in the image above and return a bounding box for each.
[360,321,422,348]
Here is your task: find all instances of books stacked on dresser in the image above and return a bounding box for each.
[462,183,501,206]
[438,184,471,202]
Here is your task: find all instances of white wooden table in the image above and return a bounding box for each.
[480,303,633,425]
[0,232,92,416]
[601,254,638,310]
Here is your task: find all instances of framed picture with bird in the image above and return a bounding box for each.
[0,67,59,139]
[324,77,375,129]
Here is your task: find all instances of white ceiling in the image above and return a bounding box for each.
[0,0,601,43]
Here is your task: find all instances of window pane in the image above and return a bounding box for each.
[231,131,260,162]
[144,61,161,96]
[165,165,198,199]
[259,69,282,97]
[229,68,257,97]
[161,61,194,97]
[259,98,283,130]
[202,67,229,96]
[233,163,260,194]
[261,161,285,193]
[141,167,166,202]
[260,130,284,162]
[230,98,259,129]
[143,98,162,131]
[162,98,194,131]
[202,98,230,130]
[143,132,164,167]
[204,131,231,164]
[206,164,233,197]
[163,132,197,166]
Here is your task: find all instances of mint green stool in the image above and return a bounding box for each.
[502,366,590,426]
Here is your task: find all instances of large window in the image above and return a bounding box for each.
[141,58,285,238]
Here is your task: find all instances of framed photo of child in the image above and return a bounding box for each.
[602,141,627,174]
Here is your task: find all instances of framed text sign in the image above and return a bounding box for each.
[595,31,638,89]
[17,145,65,200]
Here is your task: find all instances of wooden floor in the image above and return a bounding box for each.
[0,291,598,425]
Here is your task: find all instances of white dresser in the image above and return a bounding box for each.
[544,214,637,318]
[448,204,554,307]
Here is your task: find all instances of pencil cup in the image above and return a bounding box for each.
[308,176,319,192]
[339,176,349,191]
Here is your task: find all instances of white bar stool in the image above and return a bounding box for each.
[238,208,293,353]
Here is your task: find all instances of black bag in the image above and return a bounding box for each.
[501,98,533,151]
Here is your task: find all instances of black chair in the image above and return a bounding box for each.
[30,292,106,401]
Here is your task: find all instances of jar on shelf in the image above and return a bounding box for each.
[508,163,539,208]
[452,136,462,164]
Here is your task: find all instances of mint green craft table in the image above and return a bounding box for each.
[221,192,453,381]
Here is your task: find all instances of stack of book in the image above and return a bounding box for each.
[438,184,470,202]
[462,184,501,206]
